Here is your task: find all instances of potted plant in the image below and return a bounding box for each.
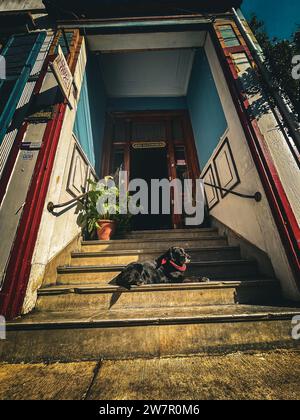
[77,177,131,241]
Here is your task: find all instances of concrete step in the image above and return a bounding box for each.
[118,228,218,240]
[1,305,299,363]
[36,280,281,312]
[71,246,241,266]
[81,236,228,252]
[57,260,259,285]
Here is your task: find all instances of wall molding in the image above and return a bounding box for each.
[66,133,98,197]
[213,137,240,198]
[202,164,219,210]
[201,130,240,209]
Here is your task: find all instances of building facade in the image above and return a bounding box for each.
[0,0,299,326]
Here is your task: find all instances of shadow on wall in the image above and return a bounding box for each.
[239,67,272,119]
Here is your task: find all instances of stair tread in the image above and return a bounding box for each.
[58,260,256,272]
[81,236,226,245]
[72,246,240,257]
[122,228,218,235]
[8,304,300,328]
[39,279,278,295]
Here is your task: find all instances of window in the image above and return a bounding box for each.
[111,146,125,174]
[172,119,184,142]
[113,120,128,142]
[219,25,240,48]
[175,146,188,181]
[132,121,166,142]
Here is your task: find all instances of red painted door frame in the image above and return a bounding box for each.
[104,111,199,229]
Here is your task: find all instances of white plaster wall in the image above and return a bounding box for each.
[203,34,299,300]
[23,39,89,314]
[232,51,300,225]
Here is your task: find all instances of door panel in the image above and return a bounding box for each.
[130,146,172,231]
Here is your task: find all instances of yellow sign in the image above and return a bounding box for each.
[132,141,166,150]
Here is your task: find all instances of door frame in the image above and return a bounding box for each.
[101,110,200,229]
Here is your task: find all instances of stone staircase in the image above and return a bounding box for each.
[1,227,299,363]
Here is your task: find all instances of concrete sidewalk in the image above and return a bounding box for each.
[0,350,299,400]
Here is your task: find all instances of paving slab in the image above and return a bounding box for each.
[0,362,97,400]
[0,351,299,400]
[88,351,300,400]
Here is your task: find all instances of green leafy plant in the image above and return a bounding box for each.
[76,177,132,236]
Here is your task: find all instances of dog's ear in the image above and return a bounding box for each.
[167,248,175,260]
[169,247,180,260]
[156,248,172,266]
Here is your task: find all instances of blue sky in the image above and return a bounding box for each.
[241,0,300,39]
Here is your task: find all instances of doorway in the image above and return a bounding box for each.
[130,146,172,231]
[102,111,200,230]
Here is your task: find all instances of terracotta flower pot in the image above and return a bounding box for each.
[96,220,117,241]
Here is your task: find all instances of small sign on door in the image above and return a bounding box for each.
[132,141,166,150]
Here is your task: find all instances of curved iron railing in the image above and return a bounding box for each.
[47,192,88,213]
[203,182,262,202]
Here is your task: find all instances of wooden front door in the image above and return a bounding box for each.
[102,111,200,230]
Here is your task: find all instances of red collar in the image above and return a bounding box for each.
[161,259,187,272]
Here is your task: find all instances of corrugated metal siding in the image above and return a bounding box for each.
[0,128,17,177]
[0,32,47,144]
[31,33,52,74]
[0,33,53,179]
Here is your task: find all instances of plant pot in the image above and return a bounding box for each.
[96,220,117,241]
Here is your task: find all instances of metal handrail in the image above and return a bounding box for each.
[203,182,262,202]
[47,192,88,213]
[47,183,262,213]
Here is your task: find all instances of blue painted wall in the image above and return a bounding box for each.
[187,49,227,169]
[74,54,107,175]
[107,97,187,111]
[74,49,227,174]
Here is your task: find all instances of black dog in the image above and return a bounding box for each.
[114,247,191,289]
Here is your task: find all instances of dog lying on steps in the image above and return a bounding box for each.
[113,247,210,290]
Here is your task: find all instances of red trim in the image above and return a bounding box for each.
[0,103,67,319]
[213,26,300,286]
[250,119,300,262]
